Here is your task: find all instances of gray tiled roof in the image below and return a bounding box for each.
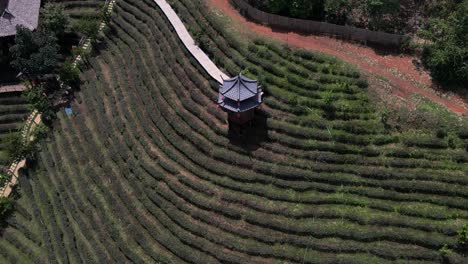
[0,0,41,37]
[220,73,259,101]
[218,73,263,112]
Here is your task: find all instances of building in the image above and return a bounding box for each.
[0,0,41,37]
[218,73,263,126]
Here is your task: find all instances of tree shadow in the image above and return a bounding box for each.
[228,109,269,152]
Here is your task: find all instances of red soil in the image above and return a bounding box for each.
[207,0,468,115]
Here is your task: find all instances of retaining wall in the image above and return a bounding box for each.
[230,0,407,47]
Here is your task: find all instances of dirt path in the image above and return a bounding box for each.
[207,0,467,115]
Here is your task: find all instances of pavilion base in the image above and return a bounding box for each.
[227,110,268,151]
[228,109,255,125]
[228,120,254,135]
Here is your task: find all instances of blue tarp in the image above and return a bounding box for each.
[65,108,73,116]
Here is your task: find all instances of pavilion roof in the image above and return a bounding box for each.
[218,73,263,112]
[0,0,41,37]
[219,73,260,102]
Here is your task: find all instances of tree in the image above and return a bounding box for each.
[365,0,400,31]
[290,0,325,20]
[59,61,80,88]
[40,3,70,37]
[9,26,60,77]
[267,0,290,16]
[324,0,349,24]
[0,197,13,228]
[0,48,5,65]
[422,1,468,86]
[74,17,100,39]
[366,0,400,16]
[458,224,468,247]
[3,131,36,161]
[23,82,56,122]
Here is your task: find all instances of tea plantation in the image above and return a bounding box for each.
[0,0,467,263]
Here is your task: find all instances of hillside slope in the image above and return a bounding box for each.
[0,0,467,263]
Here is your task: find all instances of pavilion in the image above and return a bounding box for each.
[218,73,263,126]
[0,0,41,37]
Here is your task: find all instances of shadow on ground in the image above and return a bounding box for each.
[228,109,269,152]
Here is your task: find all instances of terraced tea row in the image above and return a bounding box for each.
[0,0,466,263]
[59,0,105,22]
[0,92,30,167]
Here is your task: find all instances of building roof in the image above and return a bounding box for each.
[218,73,263,112]
[219,73,260,102]
[0,0,41,37]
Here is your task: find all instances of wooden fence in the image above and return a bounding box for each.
[230,0,407,47]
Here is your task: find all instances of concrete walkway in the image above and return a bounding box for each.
[0,84,27,94]
[153,0,229,84]
[0,111,41,198]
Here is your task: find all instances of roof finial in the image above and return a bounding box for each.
[0,0,10,17]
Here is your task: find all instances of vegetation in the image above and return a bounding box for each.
[0,0,466,263]
[0,93,31,166]
[73,17,100,40]
[59,61,80,88]
[49,0,105,23]
[0,197,13,228]
[250,0,468,92]
[420,1,468,86]
[40,3,71,37]
[9,27,60,78]
[22,83,56,123]
[248,0,411,33]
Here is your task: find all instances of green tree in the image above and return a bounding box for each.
[458,224,468,249]
[40,3,70,37]
[9,26,60,77]
[365,0,400,31]
[324,0,349,24]
[267,0,290,16]
[0,197,13,227]
[59,61,80,88]
[23,82,56,122]
[290,0,325,20]
[422,1,468,85]
[366,0,400,15]
[74,17,100,39]
[3,131,36,161]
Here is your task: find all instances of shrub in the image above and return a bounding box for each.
[59,61,80,88]
[40,3,70,37]
[3,131,37,161]
[74,17,100,39]
[457,224,468,250]
[0,197,13,225]
[22,83,55,122]
[0,171,10,186]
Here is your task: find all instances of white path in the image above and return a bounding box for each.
[153,0,229,84]
[0,84,26,94]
